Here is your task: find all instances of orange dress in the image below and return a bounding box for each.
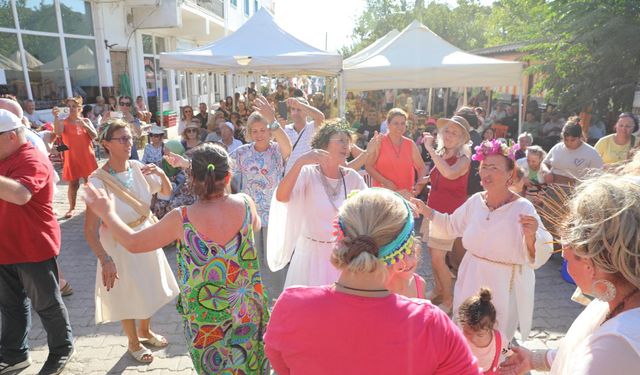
[61,119,98,181]
[372,135,415,191]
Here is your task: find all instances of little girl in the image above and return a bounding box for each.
[458,288,509,374]
[385,244,427,299]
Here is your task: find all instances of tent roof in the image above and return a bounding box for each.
[343,20,523,90]
[159,8,342,75]
[344,29,399,68]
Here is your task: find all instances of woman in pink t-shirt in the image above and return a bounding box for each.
[264,188,480,375]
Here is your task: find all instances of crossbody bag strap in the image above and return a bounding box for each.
[93,169,157,226]
[290,127,306,152]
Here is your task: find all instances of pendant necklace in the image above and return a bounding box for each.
[318,166,346,211]
[483,192,515,221]
[390,138,403,158]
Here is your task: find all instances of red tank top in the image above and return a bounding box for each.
[426,155,469,214]
[372,135,415,192]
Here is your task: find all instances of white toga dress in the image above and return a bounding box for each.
[430,193,553,341]
[267,165,367,287]
[89,161,180,323]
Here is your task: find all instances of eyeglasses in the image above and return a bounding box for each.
[185,128,199,133]
[109,136,133,144]
[119,102,132,107]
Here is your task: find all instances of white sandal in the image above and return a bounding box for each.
[128,347,153,363]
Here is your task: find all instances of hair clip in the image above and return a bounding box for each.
[207,164,215,171]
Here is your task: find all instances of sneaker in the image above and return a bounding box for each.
[37,351,73,375]
[0,357,32,374]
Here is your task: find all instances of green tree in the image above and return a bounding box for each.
[341,0,492,57]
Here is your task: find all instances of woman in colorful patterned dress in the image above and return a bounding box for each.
[84,143,270,374]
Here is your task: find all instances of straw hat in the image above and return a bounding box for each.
[436,115,471,142]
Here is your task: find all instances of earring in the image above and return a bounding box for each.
[591,279,617,302]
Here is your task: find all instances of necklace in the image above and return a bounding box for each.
[605,288,640,322]
[318,166,346,210]
[389,137,403,158]
[334,282,388,293]
[108,162,133,189]
[483,192,515,221]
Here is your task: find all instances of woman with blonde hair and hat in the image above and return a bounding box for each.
[500,173,640,374]
[365,108,427,198]
[421,115,472,313]
[52,96,98,218]
[413,139,553,345]
[264,188,481,374]
[181,121,202,155]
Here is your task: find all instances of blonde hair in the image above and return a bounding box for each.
[386,107,408,124]
[245,111,268,142]
[331,189,408,274]
[562,174,640,289]
[436,122,471,158]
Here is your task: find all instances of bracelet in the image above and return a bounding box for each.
[531,349,551,371]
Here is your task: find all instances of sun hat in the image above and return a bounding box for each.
[183,121,200,134]
[148,124,165,135]
[436,115,471,142]
[0,109,22,132]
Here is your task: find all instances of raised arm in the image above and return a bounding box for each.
[272,125,292,161]
[275,149,329,202]
[52,107,64,136]
[422,134,470,180]
[80,117,98,139]
[84,183,183,253]
[287,97,324,129]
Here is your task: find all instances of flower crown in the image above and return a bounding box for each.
[472,139,520,162]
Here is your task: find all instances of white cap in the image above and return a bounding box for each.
[0,109,22,132]
[222,121,234,132]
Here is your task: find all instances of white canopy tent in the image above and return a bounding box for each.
[159,7,342,127]
[344,29,399,68]
[343,20,522,90]
[343,20,524,131]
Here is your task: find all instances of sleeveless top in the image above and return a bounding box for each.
[414,273,426,299]
[176,200,270,374]
[61,118,98,180]
[373,135,415,191]
[427,155,469,214]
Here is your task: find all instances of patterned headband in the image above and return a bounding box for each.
[333,188,416,266]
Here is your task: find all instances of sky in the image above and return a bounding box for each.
[274,0,494,52]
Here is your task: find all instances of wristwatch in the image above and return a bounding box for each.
[268,120,280,130]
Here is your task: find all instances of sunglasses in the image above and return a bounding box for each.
[185,128,198,133]
[149,133,163,138]
[109,136,133,144]
[119,102,132,107]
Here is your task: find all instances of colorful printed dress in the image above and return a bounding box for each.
[176,201,270,374]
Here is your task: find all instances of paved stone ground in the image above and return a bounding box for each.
[12,180,583,374]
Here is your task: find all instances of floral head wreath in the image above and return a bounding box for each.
[472,139,520,162]
[332,188,416,266]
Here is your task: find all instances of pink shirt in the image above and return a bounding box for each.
[264,285,481,375]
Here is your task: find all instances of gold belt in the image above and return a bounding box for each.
[470,253,522,292]
[306,236,336,244]
[126,211,157,228]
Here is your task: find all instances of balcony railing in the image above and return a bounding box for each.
[189,0,224,18]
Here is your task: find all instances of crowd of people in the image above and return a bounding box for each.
[1,83,640,375]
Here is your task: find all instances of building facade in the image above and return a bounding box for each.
[0,0,272,115]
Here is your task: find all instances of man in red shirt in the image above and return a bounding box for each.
[0,109,73,375]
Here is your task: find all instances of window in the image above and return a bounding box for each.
[21,35,66,108]
[244,0,249,15]
[142,35,154,54]
[230,0,237,7]
[142,34,169,115]
[0,0,14,28]
[0,32,25,100]
[60,0,94,35]
[65,38,99,99]
[17,0,58,33]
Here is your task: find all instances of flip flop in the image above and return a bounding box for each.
[141,334,169,348]
[128,347,153,363]
[60,282,74,297]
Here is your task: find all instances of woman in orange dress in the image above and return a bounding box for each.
[53,96,98,218]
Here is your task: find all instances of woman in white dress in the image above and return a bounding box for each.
[500,174,640,374]
[268,121,367,287]
[84,120,179,363]
[413,139,553,342]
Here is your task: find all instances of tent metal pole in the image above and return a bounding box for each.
[427,88,433,116]
[159,69,164,128]
[207,72,213,124]
[338,73,345,118]
[518,82,523,135]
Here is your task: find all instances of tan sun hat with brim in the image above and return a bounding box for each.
[436,115,471,143]
[182,122,200,134]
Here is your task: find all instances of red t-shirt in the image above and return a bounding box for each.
[0,143,60,264]
[264,285,481,375]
